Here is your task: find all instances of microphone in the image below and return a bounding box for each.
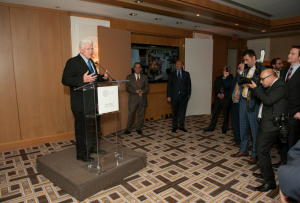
[95,62,116,81]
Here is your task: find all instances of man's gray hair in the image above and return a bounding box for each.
[79,39,93,49]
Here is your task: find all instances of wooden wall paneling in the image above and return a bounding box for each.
[131,34,180,47]
[0,6,21,144]
[59,13,75,133]
[10,7,67,139]
[270,36,300,60]
[98,26,131,136]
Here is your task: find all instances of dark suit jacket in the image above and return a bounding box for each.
[278,140,300,202]
[238,66,267,106]
[126,73,149,107]
[62,54,107,112]
[251,78,288,132]
[167,70,191,101]
[213,74,233,101]
[223,75,239,102]
[280,66,300,116]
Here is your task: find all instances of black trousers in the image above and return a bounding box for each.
[231,102,241,144]
[257,127,278,185]
[72,111,101,157]
[279,116,300,164]
[171,94,188,128]
[207,97,230,131]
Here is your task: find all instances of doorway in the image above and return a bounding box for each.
[227,49,238,77]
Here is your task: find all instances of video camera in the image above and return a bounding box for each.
[273,114,289,143]
[238,49,265,86]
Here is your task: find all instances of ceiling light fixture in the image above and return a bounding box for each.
[194,25,200,27]
[155,18,162,20]
[262,30,266,32]
[176,22,183,24]
[196,14,200,17]
[129,13,137,16]
[55,6,60,8]
[235,23,239,26]
[134,0,143,3]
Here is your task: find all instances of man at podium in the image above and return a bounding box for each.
[62,39,109,162]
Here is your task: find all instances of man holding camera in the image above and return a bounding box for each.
[230,50,266,165]
[248,69,287,192]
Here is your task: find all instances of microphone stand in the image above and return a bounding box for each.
[95,62,116,81]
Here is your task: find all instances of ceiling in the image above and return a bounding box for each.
[1,0,300,38]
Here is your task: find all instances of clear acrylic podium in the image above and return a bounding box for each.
[75,80,130,175]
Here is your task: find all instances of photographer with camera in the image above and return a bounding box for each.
[248,69,288,192]
[230,50,266,165]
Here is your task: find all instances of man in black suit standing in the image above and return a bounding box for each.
[274,46,300,168]
[124,62,149,135]
[248,69,288,192]
[62,39,109,162]
[203,66,233,134]
[270,57,283,77]
[167,60,191,133]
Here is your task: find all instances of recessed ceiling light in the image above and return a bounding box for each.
[194,25,200,27]
[155,18,162,20]
[134,0,143,3]
[176,22,183,24]
[235,23,239,26]
[129,13,137,16]
[262,30,266,32]
[55,6,60,8]
[196,14,200,17]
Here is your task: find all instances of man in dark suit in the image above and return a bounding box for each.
[223,65,243,145]
[124,62,149,135]
[248,69,288,192]
[230,50,266,165]
[62,39,109,162]
[278,140,300,202]
[203,66,233,134]
[274,46,300,168]
[270,57,283,77]
[167,60,191,133]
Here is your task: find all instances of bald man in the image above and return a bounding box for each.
[167,60,191,132]
[248,69,288,192]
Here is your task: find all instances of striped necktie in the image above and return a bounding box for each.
[286,67,293,83]
[242,67,254,98]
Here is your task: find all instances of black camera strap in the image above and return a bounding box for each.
[246,89,256,112]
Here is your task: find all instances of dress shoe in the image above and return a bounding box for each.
[123,130,131,134]
[137,130,143,135]
[91,149,106,155]
[272,161,285,168]
[222,130,227,134]
[76,156,94,162]
[203,128,214,132]
[179,127,188,132]
[172,127,177,132]
[248,157,258,165]
[230,152,249,157]
[252,173,263,179]
[255,182,276,192]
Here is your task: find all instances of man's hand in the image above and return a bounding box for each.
[167,97,171,102]
[294,112,300,119]
[223,71,230,78]
[135,90,142,94]
[280,189,289,203]
[139,93,142,97]
[102,70,110,80]
[235,94,240,100]
[83,70,97,83]
[238,62,245,73]
[248,80,257,89]
[218,94,224,100]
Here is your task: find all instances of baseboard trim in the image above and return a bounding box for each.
[0,132,75,152]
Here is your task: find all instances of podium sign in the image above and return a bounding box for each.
[97,86,119,114]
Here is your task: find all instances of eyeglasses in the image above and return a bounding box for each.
[260,75,271,81]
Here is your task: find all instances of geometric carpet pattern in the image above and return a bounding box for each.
[0,115,282,203]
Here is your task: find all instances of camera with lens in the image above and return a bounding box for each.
[273,114,289,143]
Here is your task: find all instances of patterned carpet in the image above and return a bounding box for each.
[0,115,282,203]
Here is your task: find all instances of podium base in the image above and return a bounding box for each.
[36,139,146,201]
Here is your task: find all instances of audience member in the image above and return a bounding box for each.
[271,58,284,77]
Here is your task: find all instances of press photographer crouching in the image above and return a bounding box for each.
[248,69,288,192]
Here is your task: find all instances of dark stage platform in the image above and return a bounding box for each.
[36,139,147,201]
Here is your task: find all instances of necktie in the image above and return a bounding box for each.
[286,67,293,83]
[242,67,254,98]
[87,60,94,74]
[177,71,181,84]
[232,83,240,103]
[137,76,140,86]
[220,86,224,94]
